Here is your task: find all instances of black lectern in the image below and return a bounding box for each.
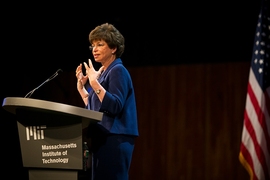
[2,97,103,180]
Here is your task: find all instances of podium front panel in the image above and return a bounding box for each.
[16,108,83,170]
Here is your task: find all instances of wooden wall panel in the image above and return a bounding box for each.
[127,62,250,180]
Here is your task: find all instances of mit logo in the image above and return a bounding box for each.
[26,125,47,140]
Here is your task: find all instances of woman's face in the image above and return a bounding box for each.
[91,40,116,64]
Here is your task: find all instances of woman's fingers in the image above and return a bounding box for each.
[83,62,89,69]
[88,59,93,68]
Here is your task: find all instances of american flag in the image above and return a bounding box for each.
[239,0,270,179]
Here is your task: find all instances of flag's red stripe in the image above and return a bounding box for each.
[244,109,268,180]
[247,82,270,179]
[248,83,270,151]
[248,81,270,156]
[240,143,258,180]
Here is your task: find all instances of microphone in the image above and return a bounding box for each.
[24,69,63,98]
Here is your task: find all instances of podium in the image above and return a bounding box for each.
[2,97,103,180]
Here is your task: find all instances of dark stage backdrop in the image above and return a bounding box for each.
[2,61,251,179]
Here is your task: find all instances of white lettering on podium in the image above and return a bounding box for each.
[39,143,78,165]
[42,151,62,157]
[26,125,46,140]
[41,143,77,150]
[42,158,69,164]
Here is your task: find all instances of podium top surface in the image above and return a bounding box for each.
[2,97,103,124]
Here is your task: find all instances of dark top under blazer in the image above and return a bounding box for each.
[87,58,139,137]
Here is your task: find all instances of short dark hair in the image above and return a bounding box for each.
[89,23,125,58]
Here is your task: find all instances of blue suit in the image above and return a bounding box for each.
[86,58,139,180]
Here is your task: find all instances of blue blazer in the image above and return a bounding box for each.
[87,58,139,137]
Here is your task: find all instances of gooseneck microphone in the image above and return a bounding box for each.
[24,69,63,98]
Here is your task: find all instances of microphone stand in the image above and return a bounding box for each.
[24,69,63,98]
